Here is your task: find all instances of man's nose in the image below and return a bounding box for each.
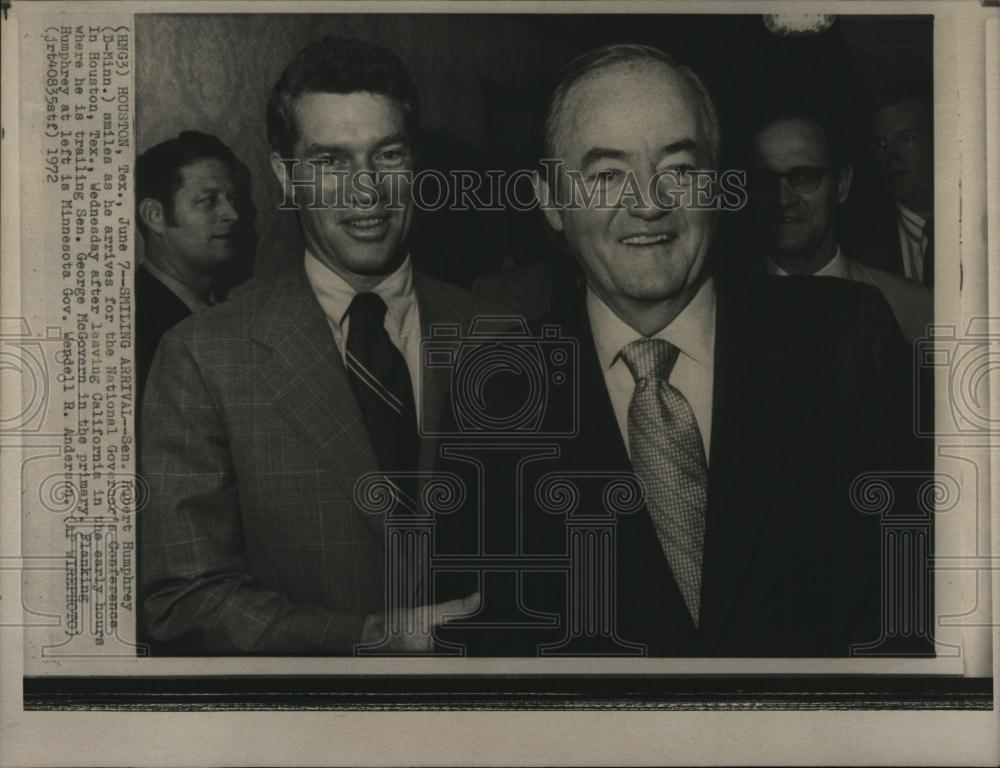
[626,171,668,221]
[218,197,239,224]
[877,140,900,165]
[352,168,385,207]
[776,177,798,207]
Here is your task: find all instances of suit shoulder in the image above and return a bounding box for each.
[852,260,931,302]
[732,271,889,316]
[160,274,291,345]
[473,261,550,299]
[416,273,513,321]
[721,273,902,347]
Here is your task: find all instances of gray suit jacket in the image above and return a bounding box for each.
[837,256,932,345]
[139,266,492,654]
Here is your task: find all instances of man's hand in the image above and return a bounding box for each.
[359,592,481,652]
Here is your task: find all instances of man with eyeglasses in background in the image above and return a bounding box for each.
[747,112,930,344]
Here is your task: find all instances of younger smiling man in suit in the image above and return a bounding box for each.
[496,44,930,657]
[139,37,485,654]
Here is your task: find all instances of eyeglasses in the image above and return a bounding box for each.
[749,166,831,194]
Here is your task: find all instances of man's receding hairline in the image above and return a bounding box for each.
[549,59,705,159]
[752,117,833,167]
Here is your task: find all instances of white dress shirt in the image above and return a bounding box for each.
[587,279,716,461]
[765,246,849,279]
[304,250,423,422]
[896,201,929,284]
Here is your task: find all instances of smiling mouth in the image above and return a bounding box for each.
[620,233,676,246]
[345,217,388,229]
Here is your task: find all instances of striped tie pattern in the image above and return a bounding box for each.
[345,292,419,481]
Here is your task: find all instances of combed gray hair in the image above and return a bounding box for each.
[542,43,722,170]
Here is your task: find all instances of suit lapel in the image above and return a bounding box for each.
[411,274,491,603]
[413,273,475,471]
[563,300,700,650]
[250,270,384,540]
[698,275,786,643]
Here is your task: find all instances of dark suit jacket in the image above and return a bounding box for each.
[135,263,192,406]
[139,265,496,654]
[434,274,932,657]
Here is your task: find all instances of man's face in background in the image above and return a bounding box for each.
[749,118,850,264]
[272,90,414,283]
[538,62,716,321]
[158,158,241,273]
[872,98,933,214]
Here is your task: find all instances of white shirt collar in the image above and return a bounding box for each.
[765,246,849,279]
[303,249,416,340]
[896,201,927,229]
[587,277,716,375]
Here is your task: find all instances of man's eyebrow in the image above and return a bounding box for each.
[300,134,408,158]
[374,132,408,149]
[579,139,701,168]
[580,147,628,167]
[300,143,349,158]
[660,138,699,156]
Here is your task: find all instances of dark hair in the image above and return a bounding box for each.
[266,36,418,157]
[135,130,243,238]
[542,43,721,170]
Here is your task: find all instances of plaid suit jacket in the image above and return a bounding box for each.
[139,265,494,654]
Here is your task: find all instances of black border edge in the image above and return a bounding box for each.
[22,675,994,711]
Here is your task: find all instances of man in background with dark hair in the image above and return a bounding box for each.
[747,114,930,343]
[135,130,247,401]
[140,37,484,655]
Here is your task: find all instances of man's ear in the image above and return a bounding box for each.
[532,171,564,233]
[138,198,166,236]
[270,151,295,200]
[837,162,854,205]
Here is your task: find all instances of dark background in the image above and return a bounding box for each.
[135,13,933,288]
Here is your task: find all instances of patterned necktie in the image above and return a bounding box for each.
[620,338,708,626]
[345,292,419,480]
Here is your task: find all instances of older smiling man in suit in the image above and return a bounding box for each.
[444,44,931,657]
[139,37,489,655]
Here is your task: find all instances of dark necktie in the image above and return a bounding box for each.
[620,338,708,626]
[345,292,419,480]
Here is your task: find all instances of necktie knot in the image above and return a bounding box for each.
[347,291,388,329]
[620,337,680,384]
